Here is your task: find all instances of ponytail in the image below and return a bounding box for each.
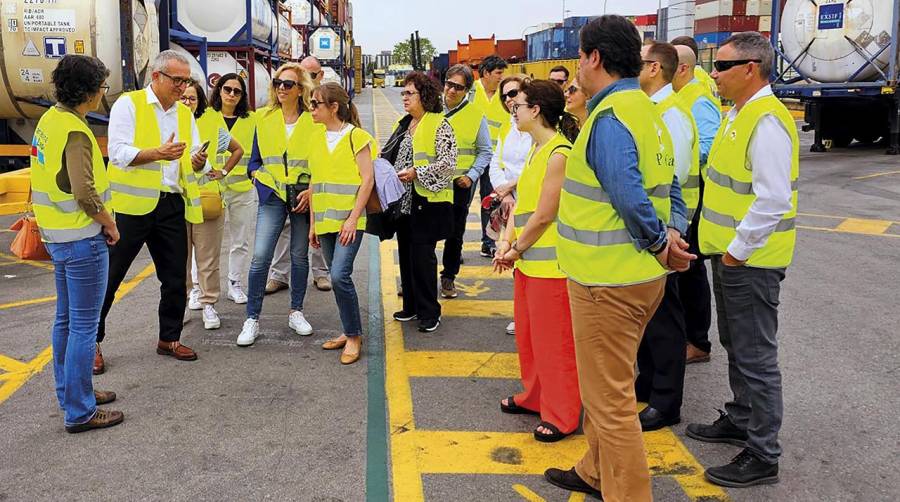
[558,112,580,143]
[344,100,362,128]
[316,82,360,127]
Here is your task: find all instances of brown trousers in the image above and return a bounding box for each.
[186,215,225,305]
[569,277,665,502]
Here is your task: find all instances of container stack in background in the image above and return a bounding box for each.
[665,0,697,40]
[693,0,772,46]
[525,24,580,61]
[632,15,659,41]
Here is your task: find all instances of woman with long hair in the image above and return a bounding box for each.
[238,63,318,346]
[307,82,375,365]
[494,80,581,443]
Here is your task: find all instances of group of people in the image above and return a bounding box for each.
[32,14,797,502]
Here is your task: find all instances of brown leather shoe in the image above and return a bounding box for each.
[265,279,288,294]
[686,344,711,364]
[156,341,198,361]
[65,408,124,434]
[314,276,332,291]
[340,339,362,365]
[93,344,105,375]
[322,337,346,350]
[93,389,116,405]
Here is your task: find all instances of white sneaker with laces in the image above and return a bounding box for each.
[203,304,221,330]
[227,281,248,304]
[506,321,516,335]
[188,286,202,310]
[288,311,313,336]
[237,318,259,346]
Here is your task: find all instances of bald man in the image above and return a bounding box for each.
[266,56,331,294]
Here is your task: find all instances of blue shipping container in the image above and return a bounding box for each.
[695,31,732,47]
[564,16,597,28]
[526,27,580,61]
[433,53,450,72]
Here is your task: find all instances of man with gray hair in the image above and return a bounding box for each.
[686,31,798,488]
[440,64,492,298]
[97,49,208,369]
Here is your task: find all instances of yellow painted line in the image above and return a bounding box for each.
[798,225,900,238]
[440,299,513,317]
[851,170,900,180]
[436,241,484,253]
[405,351,520,379]
[456,265,511,280]
[512,484,546,502]
[833,218,893,235]
[0,295,56,310]
[0,354,29,372]
[0,252,55,271]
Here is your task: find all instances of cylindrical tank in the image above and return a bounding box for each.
[284,0,312,25]
[780,0,896,83]
[0,0,158,119]
[204,51,270,109]
[176,0,272,44]
[255,61,272,109]
[169,42,207,90]
[276,14,292,56]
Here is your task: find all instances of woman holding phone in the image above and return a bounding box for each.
[307,82,375,365]
[238,63,318,347]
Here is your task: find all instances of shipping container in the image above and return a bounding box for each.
[448,50,458,65]
[635,14,659,25]
[694,15,760,34]
[695,0,748,20]
[456,43,470,63]
[695,31,732,46]
[526,27,579,61]
[496,39,526,62]
[745,0,773,16]
[464,35,497,65]
[563,16,597,28]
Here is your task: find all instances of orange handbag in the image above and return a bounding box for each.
[9,214,51,261]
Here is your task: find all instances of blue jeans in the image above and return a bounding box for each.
[318,231,364,336]
[246,195,310,319]
[46,233,108,426]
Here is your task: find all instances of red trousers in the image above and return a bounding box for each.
[513,270,582,433]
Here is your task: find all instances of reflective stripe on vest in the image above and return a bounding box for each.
[254,107,319,202]
[222,113,256,192]
[699,94,800,268]
[30,106,111,243]
[512,133,570,279]
[557,89,675,286]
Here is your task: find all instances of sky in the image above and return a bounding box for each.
[353,0,667,54]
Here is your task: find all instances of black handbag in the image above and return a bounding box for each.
[283,152,310,214]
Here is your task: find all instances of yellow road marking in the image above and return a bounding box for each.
[405,351,520,379]
[455,279,491,297]
[0,354,29,372]
[0,346,52,404]
[0,295,56,310]
[797,225,900,238]
[456,265,511,279]
[833,218,893,235]
[0,252,54,271]
[512,484,547,502]
[436,241,484,252]
[441,299,513,317]
[851,170,900,180]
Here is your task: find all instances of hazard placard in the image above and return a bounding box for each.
[22,39,40,57]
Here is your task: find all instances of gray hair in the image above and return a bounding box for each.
[722,31,774,79]
[152,49,191,73]
[446,64,474,89]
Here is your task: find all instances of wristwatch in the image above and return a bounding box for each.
[649,239,668,255]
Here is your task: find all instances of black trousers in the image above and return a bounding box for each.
[98,194,188,343]
[396,214,441,321]
[636,273,687,417]
[476,169,493,247]
[440,182,474,280]
[678,215,713,353]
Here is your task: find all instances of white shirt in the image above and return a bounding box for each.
[488,115,533,194]
[108,85,203,193]
[326,123,353,153]
[651,84,694,185]
[722,85,794,262]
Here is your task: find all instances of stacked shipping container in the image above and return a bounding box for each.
[693,0,772,46]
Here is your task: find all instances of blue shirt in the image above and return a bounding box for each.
[688,79,722,165]
[585,78,688,251]
[247,131,277,203]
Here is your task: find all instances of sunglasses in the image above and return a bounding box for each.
[550,78,568,86]
[501,89,519,100]
[713,59,762,72]
[221,85,243,97]
[444,81,467,92]
[273,78,298,90]
[309,71,319,80]
[400,90,419,97]
[565,85,578,95]
[159,71,194,87]
[309,99,327,109]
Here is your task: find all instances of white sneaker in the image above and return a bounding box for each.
[227,281,248,304]
[202,304,221,330]
[237,318,259,346]
[188,286,202,310]
[506,321,515,335]
[288,311,313,336]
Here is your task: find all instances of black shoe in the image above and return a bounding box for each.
[686,409,748,446]
[393,310,417,322]
[480,243,495,258]
[544,468,603,499]
[417,318,441,332]
[639,406,681,432]
[705,448,779,488]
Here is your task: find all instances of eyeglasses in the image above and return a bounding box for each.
[550,78,568,86]
[400,90,419,98]
[221,85,243,97]
[309,99,326,109]
[565,85,578,95]
[180,96,198,103]
[713,59,762,72]
[501,89,519,100]
[100,84,111,94]
[309,71,319,80]
[159,71,194,87]
[444,81,467,92]
[273,78,298,90]
[642,60,659,67]
[510,102,532,114]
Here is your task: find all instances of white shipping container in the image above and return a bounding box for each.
[758,15,772,32]
[695,0,734,21]
[746,0,773,16]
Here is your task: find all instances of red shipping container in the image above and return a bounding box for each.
[457,43,470,63]
[449,50,459,65]
[635,14,658,25]
[695,15,760,34]
[496,39,526,61]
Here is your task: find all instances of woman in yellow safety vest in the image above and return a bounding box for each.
[208,73,257,306]
[307,82,375,365]
[238,63,318,347]
[564,80,588,126]
[493,80,581,443]
[181,81,243,330]
[31,55,123,433]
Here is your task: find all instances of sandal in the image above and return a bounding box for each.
[500,396,539,416]
[533,421,572,443]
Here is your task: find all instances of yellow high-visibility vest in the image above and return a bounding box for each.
[310,126,377,234]
[195,109,225,195]
[513,132,571,279]
[254,107,320,202]
[657,91,701,220]
[31,106,111,243]
[699,94,799,268]
[220,111,256,193]
[473,79,508,145]
[107,89,203,224]
[557,89,675,286]
[445,99,483,179]
[694,66,720,101]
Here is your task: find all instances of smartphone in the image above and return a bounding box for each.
[198,140,210,153]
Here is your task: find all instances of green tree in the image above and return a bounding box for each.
[392,37,436,66]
